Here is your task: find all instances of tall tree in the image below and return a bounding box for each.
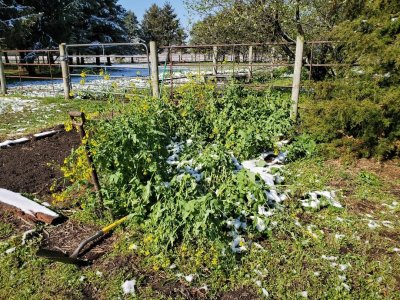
[124,10,141,42]
[141,2,186,46]
[0,0,40,49]
[0,0,128,48]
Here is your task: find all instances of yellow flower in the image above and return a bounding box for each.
[104,74,110,80]
[212,257,218,266]
[99,69,104,76]
[80,71,87,78]
[180,110,188,117]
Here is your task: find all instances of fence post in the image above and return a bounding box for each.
[291,35,304,121]
[0,50,7,95]
[248,46,253,81]
[59,43,70,99]
[150,41,160,98]
[212,46,218,75]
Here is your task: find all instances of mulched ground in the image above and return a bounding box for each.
[40,219,117,262]
[0,128,80,198]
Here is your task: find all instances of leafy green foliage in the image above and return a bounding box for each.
[63,83,292,249]
[301,80,400,159]
[284,134,317,162]
[141,3,186,46]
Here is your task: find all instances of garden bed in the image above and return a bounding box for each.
[0,129,80,198]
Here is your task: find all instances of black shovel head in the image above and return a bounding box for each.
[36,248,91,266]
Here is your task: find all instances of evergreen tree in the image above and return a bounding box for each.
[0,0,39,49]
[141,2,186,46]
[0,0,128,49]
[124,10,141,42]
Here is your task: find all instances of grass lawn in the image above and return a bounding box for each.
[0,96,108,140]
[0,157,399,299]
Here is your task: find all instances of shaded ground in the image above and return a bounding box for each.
[0,128,80,199]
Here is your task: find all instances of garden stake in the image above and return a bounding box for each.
[69,111,104,215]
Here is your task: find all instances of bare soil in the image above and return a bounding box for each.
[0,128,80,199]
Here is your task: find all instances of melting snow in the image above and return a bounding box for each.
[300,191,342,209]
[122,279,136,295]
[5,247,16,254]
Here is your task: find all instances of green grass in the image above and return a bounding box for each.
[0,96,108,140]
[1,158,399,299]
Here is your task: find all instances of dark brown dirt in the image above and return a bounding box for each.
[0,129,80,199]
[220,287,261,300]
[94,254,208,299]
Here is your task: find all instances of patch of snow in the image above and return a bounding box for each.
[339,264,350,271]
[0,98,38,114]
[301,191,342,209]
[122,279,136,295]
[255,217,266,232]
[299,291,308,298]
[338,275,347,281]
[341,283,351,291]
[321,255,338,261]
[184,274,194,282]
[231,235,247,253]
[0,188,59,219]
[381,221,394,229]
[5,247,16,254]
[335,234,345,240]
[262,288,269,297]
[367,220,379,229]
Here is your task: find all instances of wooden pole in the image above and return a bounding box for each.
[59,43,70,99]
[212,46,218,76]
[291,35,304,121]
[248,46,253,81]
[0,51,7,95]
[150,41,160,98]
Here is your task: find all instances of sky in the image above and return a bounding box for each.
[117,0,198,30]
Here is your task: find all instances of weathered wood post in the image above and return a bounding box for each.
[150,41,160,98]
[0,50,7,95]
[212,46,218,76]
[291,35,304,121]
[59,43,70,99]
[248,45,253,81]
